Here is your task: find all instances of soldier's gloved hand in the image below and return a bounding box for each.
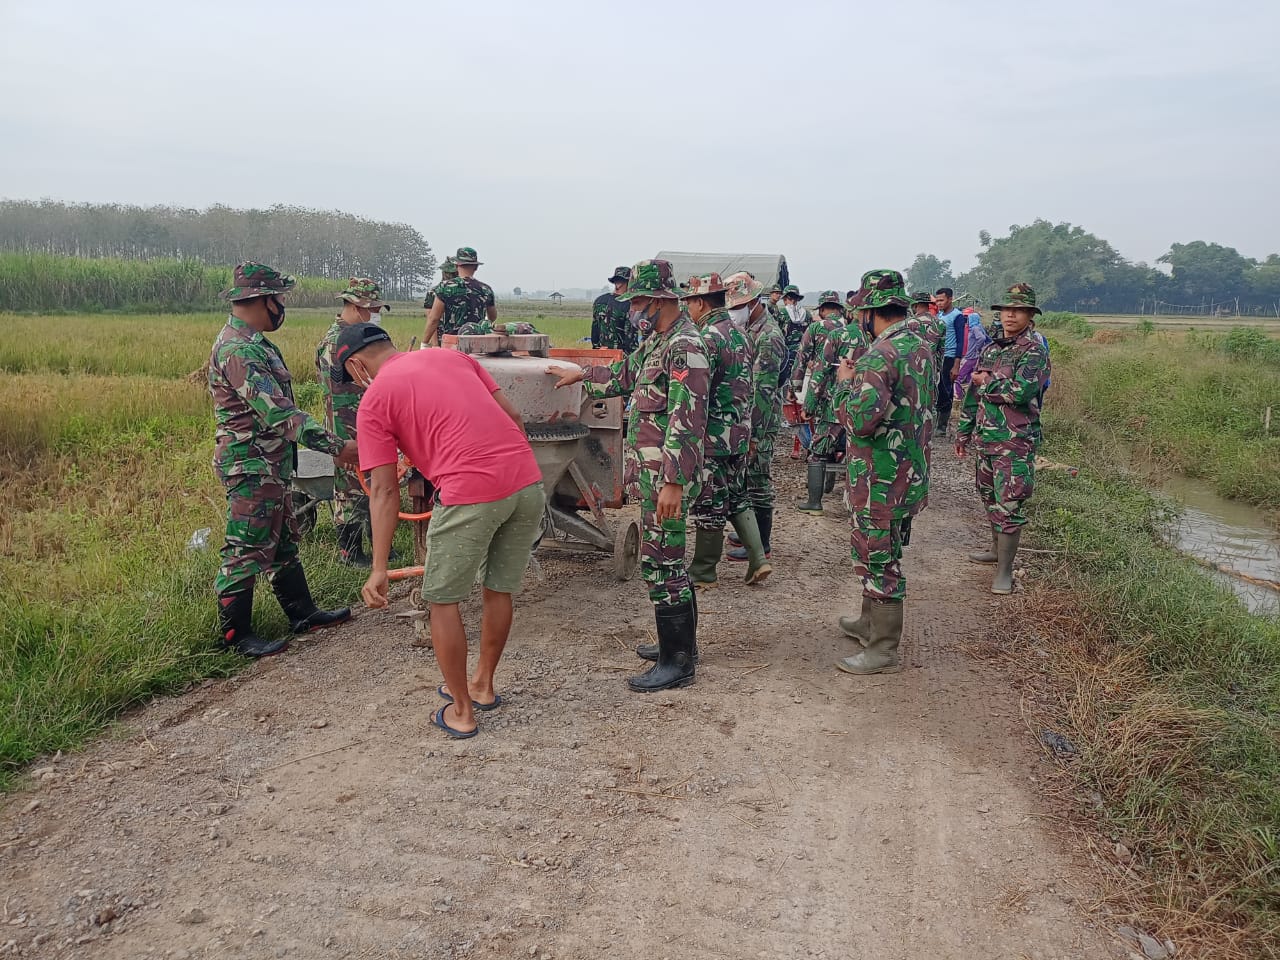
[336,440,360,467]
[546,364,584,388]
[655,482,684,523]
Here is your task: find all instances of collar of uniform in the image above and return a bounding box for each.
[226,314,262,342]
[702,306,732,327]
[877,317,916,341]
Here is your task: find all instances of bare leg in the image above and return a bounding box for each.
[430,602,476,734]
[470,588,513,703]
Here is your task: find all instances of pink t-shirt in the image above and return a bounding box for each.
[357,350,542,506]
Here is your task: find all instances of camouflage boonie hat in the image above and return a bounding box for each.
[220,261,296,302]
[782,284,803,300]
[337,277,389,310]
[991,282,1042,315]
[817,290,845,309]
[724,271,764,308]
[767,283,782,294]
[441,257,459,277]
[858,269,912,310]
[608,265,632,284]
[678,273,728,300]
[910,290,933,305]
[455,246,483,265]
[617,259,680,301]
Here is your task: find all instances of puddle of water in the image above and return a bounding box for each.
[1159,473,1280,617]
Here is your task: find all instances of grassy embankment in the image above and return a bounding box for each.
[1012,316,1280,956]
[0,303,593,790]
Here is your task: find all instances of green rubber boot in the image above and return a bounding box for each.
[991,529,1021,595]
[837,599,903,675]
[729,509,772,585]
[968,528,998,564]
[838,595,872,647]
[795,462,826,515]
[688,526,722,590]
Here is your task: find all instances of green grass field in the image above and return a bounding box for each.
[0,304,593,788]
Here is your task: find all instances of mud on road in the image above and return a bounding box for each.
[0,453,1121,960]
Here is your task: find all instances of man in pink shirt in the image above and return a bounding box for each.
[333,323,545,739]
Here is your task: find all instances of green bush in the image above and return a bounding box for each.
[1039,310,1095,338]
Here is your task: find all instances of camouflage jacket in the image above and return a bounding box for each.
[315,319,362,441]
[767,299,788,331]
[583,316,709,492]
[789,314,843,396]
[698,307,753,458]
[956,330,1049,454]
[832,319,936,522]
[806,321,870,424]
[591,292,637,353]
[746,307,786,445]
[209,316,343,483]
[782,304,812,354]
[905,312,947,369]
[433,276,496,336]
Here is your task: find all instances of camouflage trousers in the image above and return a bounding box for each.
[745,440,776,510]
[809,419,845,461]
[333,463,371,527]
[638,470,699,606]
[691,454,749,531]
[215,475,299,595]
[850,512,907,602]
[975,449,1036,534]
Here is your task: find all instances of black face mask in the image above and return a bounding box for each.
[265,296,286,330]
[861,310,875,338]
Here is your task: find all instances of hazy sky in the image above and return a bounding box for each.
[3,0,1277,293]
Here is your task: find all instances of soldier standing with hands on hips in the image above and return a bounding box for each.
[545,260,710,692]
[209,262,359,658]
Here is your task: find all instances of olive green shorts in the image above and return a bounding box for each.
[422,482,546,604]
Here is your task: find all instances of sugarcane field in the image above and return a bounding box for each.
[2,4,1279,960]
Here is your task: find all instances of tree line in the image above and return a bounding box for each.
[906,221,1280,316]
[0,200,435,300]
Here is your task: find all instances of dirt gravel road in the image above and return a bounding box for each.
[0,452,1119,960]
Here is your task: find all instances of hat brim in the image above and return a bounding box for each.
[608,274,630,284]
[990,303,1042,315]
[863,296,912,310]
[726,279,765,308]
[454,260,483,266]
[617,289,678,302]
[221,284,295,302]
[339,294,390,309]
[678,289,728,301]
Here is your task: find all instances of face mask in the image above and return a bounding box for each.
[367,309,382,326]
[631,302,659,339]
[265,297,286,330]
[728,305,750,326]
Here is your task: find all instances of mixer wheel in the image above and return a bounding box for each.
[613,518,640,581]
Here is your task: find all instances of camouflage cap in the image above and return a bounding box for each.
[991,282,1043,316]
[455,246,483,265]
[858,269,911,310]
[910,290,934,305]
[220,261,296,302]
[678,273,728,300]
[608,265,632,283]
[817,290,845,309]
[441,257,459,277]
[782,284,803,300]
[767,283,782,294]
[617,259,680,301]
[724,271,765,309]
[336,277,389,310]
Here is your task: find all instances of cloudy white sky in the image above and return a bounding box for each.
[2,0,1277,293]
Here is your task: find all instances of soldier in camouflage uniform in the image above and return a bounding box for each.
[831,270,935,676]
[545,260,709,692]
[316,278,389,567]
[779,284,811,384]
[766,283,787,327]
[423,246,497,346]
[791,291,851,515]
[908,291,947,369]
[803,289,871,497]
[723,272,785,563]
[422,257,458,315]
[955,283,1050,595]
[683,274,772,589]
[592,266,638,353]
[209,262,359,658]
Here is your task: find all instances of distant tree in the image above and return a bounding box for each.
[905,254,955,295]
[513,286,522,297]
[1158,241,1255,307]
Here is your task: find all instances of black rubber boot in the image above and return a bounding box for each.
[824,463,839,494]
[337,522,371,568]
[217,586,287,658]
[628,601,696,692]
[637,593,700,663]
[271,562,352,634]
[757,506,773,556]
[795,462,826,515]
[991,530,1021,595]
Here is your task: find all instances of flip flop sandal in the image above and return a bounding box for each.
[433,705,478,739]
[438,685,504,711]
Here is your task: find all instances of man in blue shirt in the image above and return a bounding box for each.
[933,287,965,436]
